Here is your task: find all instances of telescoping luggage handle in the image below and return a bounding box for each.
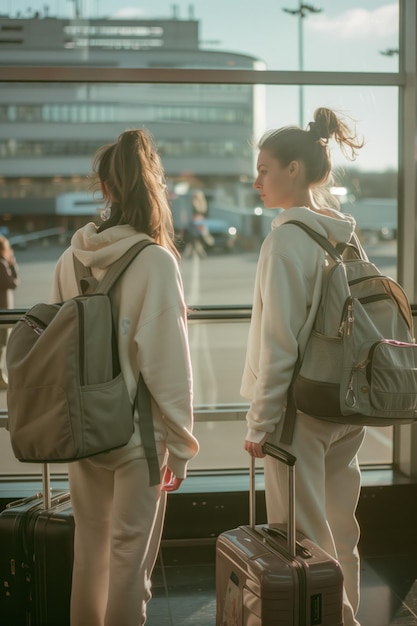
[41,463,70,510]
[6,463,61,511]
[249,442,297,558]
[42,462,51,509]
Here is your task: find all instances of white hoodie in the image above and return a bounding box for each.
[50,222,199,479]
[241,206,356,443]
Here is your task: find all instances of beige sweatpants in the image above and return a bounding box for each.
[265,414,366,626]
[68,453,167,626]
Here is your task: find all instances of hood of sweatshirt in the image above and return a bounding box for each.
[271,206,356,244]
[70,222,152,270]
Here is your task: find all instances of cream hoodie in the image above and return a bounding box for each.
[50,222,199,479]
[241,206,356,443]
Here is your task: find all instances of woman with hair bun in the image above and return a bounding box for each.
[242,108,365,625]
[50,128,199,626]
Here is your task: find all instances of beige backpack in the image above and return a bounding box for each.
[6,240,160,486]
[281,220,417,444]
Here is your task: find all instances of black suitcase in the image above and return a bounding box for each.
[0,463,74,626]
[216,443,344,625]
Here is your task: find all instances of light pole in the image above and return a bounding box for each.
[379,48,399,57]
[283,3,322,127]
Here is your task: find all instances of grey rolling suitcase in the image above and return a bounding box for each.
[216,443,344,625]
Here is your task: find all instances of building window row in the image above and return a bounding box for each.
[64,38,163,50]
[0,177,89,199]
[0,138,250,159]
[0,103,250,124]
[158,139,250,158]
[64,25,164,36]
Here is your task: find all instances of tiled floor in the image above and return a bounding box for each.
[146,542,417,626]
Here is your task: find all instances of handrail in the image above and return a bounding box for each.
[2,303,417,322]
[0,305,252,430]
[2,302,416,427]
[0,305,253,325]
[0,404,249,429]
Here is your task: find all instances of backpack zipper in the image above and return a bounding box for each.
[359,293,391,305]
[22,314,47,336]
[348,273,381,286]
[339,297,354,337]
[339,294,391,338]
[346,362,365,408]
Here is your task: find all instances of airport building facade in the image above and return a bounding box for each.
[0,12,265,231]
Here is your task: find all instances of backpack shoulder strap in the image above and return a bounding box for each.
[72,238,160,486]
[284,220,343,263]
[279,220,344,446]
[95,239,156,294]
[73,255,93,295]
[73,239,156,295]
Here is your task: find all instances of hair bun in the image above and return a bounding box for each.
[308,120,326,140]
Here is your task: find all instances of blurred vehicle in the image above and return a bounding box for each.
[196,218,237,253]
[342,198,397,243]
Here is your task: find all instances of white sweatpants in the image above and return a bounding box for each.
[265,414,366,626]
[68,453,167,626]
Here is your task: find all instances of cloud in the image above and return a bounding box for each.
[308,3,398,39]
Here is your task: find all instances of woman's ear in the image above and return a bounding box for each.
[288,160,299,177]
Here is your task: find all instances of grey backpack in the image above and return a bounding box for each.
[281,220,417,445]
[6,240,160,485]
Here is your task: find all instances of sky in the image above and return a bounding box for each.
[0,0,401,171]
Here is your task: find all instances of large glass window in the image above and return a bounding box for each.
[0,79,399,473]
[0,83,399,300]
[0,0,413,476]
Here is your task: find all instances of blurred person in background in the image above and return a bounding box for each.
[0,235,19,388]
